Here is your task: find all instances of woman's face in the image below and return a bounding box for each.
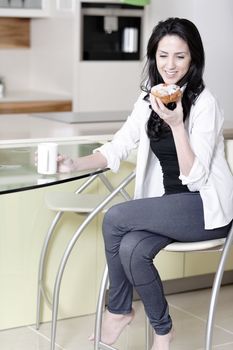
[156,34,191,85]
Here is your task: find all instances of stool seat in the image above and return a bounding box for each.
[45,192,127,213]
[164,238,225,252]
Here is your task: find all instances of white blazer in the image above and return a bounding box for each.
[96,88,233,229]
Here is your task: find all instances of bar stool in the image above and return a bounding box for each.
[35,168,136,350]
[94,223,233,350]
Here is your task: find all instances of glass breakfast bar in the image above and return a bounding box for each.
[0,142,106,194]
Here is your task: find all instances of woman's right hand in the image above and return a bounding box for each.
[57,152,107,174]
[57,154,77,173]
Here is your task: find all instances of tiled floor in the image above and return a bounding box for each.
[1,284,233,350]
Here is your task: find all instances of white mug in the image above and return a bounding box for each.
[37,143,58,175]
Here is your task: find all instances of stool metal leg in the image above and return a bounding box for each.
[145,317,154,350]
[36,211,64,330]
[94,265,108,350]
[205,225,233,350]
[94,265,117,350]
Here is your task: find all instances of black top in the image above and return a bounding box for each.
[150,128,190,195]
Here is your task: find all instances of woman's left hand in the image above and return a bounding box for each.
[149,93,184,129]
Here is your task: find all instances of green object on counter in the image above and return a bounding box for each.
[120,0,150,6]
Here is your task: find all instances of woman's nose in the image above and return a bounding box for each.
[166,57,176,69]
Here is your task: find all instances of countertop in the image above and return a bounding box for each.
[0,112,128,147]
[0,112,233,147]
[33,110,130,123]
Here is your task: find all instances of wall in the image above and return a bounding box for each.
[0,0,232,113]
[30,16,74,95]
[144,0,233,120]
[0,48,30,91]
[0,3,76,95]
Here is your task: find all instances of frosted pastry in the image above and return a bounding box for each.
[151,83,182,104]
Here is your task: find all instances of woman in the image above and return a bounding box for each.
[58,18,233,350]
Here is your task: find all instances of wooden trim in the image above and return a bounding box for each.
[162,270,233,295]
[0,100,72,114]
[0,18,30,48]
[132,270,233,300]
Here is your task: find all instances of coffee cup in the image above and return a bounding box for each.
[37,142,58,175]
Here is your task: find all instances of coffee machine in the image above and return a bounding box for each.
[81,2,144,61]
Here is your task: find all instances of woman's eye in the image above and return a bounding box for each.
[159,55,167,58]
[177,56,185,59]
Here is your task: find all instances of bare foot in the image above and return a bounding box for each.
[89,308,135,345]
[151,328,174,350]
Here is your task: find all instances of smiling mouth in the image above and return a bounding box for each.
[165,71,177,76]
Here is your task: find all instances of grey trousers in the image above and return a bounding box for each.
[102,192,231,335]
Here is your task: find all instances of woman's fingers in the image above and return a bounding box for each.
[150,93,184,127]
[175,98,183,112]
[57,153,66,162]
[150,93,169,117]
[57,155,76,173]
[34,151,74,173]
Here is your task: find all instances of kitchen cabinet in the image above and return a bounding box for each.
[0,17,30,48]
[0,0,50,17]
[0,0,77,18]
[184,249,233,277]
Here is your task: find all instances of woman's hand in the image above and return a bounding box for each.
[57,154,77,173]
[149,93,184,129]
[57,152,108,174]
[150,93,195,176]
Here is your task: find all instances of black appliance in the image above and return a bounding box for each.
[81,2,144,61]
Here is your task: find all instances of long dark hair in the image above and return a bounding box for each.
[142,17,205,140]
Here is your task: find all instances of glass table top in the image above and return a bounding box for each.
[0,142,106,194]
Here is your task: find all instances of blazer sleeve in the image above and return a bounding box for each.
[93,93,147,172]
[179,91,224,191]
